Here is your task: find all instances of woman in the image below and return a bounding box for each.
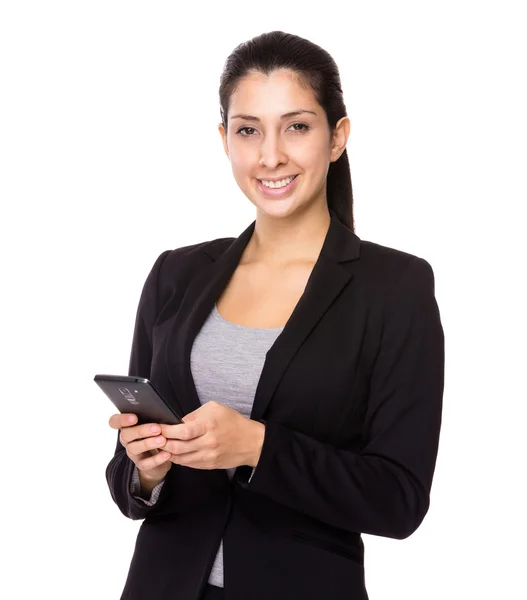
[106,30,445,600]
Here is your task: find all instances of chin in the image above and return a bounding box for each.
[255,199,303,218]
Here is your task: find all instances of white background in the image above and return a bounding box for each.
[1,1,526,598]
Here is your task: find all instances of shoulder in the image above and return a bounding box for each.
[137,236,235,308]
[358,239,437,296]
[157,236,235,272]
[146,236,236,295]
[153,233,436,296]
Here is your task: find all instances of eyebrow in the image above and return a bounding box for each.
[229,109,317,122]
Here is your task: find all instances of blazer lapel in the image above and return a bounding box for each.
[164,209,361,422]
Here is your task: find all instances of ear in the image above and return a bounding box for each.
[330,116,350,163]
[218,123,230,159]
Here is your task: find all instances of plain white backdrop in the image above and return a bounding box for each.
[1,1,526,598]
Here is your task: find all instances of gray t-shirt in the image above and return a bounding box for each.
[130,302,284,588]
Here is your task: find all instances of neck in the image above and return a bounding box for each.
[244,203,331,267]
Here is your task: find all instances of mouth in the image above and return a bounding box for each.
[257,174,299,197]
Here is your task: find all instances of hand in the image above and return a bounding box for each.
[159,402,265,470]
[108,413,172,483]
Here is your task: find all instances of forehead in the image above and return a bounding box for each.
[229,69,318,116]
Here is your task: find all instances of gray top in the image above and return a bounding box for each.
[130,302,284,588]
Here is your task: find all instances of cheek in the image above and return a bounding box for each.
[229,145,255,175]
[300,147,330,179]
[306,136,331,161]
[290,133,330,166]
[228,135,330,178]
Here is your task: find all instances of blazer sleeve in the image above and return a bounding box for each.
[105,249,172,520]
[238,257,445,540]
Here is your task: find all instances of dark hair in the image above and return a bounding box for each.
[219,30,355,232]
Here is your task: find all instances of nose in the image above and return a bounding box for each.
[259,133,287,169]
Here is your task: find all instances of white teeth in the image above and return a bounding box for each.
[261,175,296,189]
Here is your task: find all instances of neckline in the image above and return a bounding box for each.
[212,303,285,331]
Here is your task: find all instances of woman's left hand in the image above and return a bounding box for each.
[159,401,265,470]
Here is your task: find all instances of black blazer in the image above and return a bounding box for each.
[106,208,445,600]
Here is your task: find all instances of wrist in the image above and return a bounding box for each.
[138,468,166,492]
[138,469,158,483]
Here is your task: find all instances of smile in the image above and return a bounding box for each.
[259,175,298,188]
[257,175,299,197]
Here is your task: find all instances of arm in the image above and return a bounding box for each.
[105,249,172,520]
[238,258,445,540]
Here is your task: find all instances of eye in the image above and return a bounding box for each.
[236,126,257,136]
[236,123,310,136]
[288,123,310,133]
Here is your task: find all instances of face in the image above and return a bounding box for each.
[218,69,350,219]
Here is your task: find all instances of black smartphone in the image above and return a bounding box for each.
[94,374,183,425]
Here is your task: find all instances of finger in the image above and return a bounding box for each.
[159,438,198,455]
[160,422,206,441]
[120,422,162,444]
[170,450,215,469]
[136,450,172,472]
[126,435,167,458]
[109,413,138,430]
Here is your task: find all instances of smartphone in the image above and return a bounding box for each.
[94,374,183,425]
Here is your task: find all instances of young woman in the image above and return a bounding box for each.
[106,30,445,600]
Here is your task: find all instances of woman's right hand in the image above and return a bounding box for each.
[109,413,172,487]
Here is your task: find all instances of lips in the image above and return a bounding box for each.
[258,174,298,183]
[256,174,300,197]
[259,175,298,187]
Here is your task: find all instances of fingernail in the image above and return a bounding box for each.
[150,424,159,433]
[155,436,164,445]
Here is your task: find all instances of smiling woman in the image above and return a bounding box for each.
[105,29,444,600]
[218,66,351,222]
